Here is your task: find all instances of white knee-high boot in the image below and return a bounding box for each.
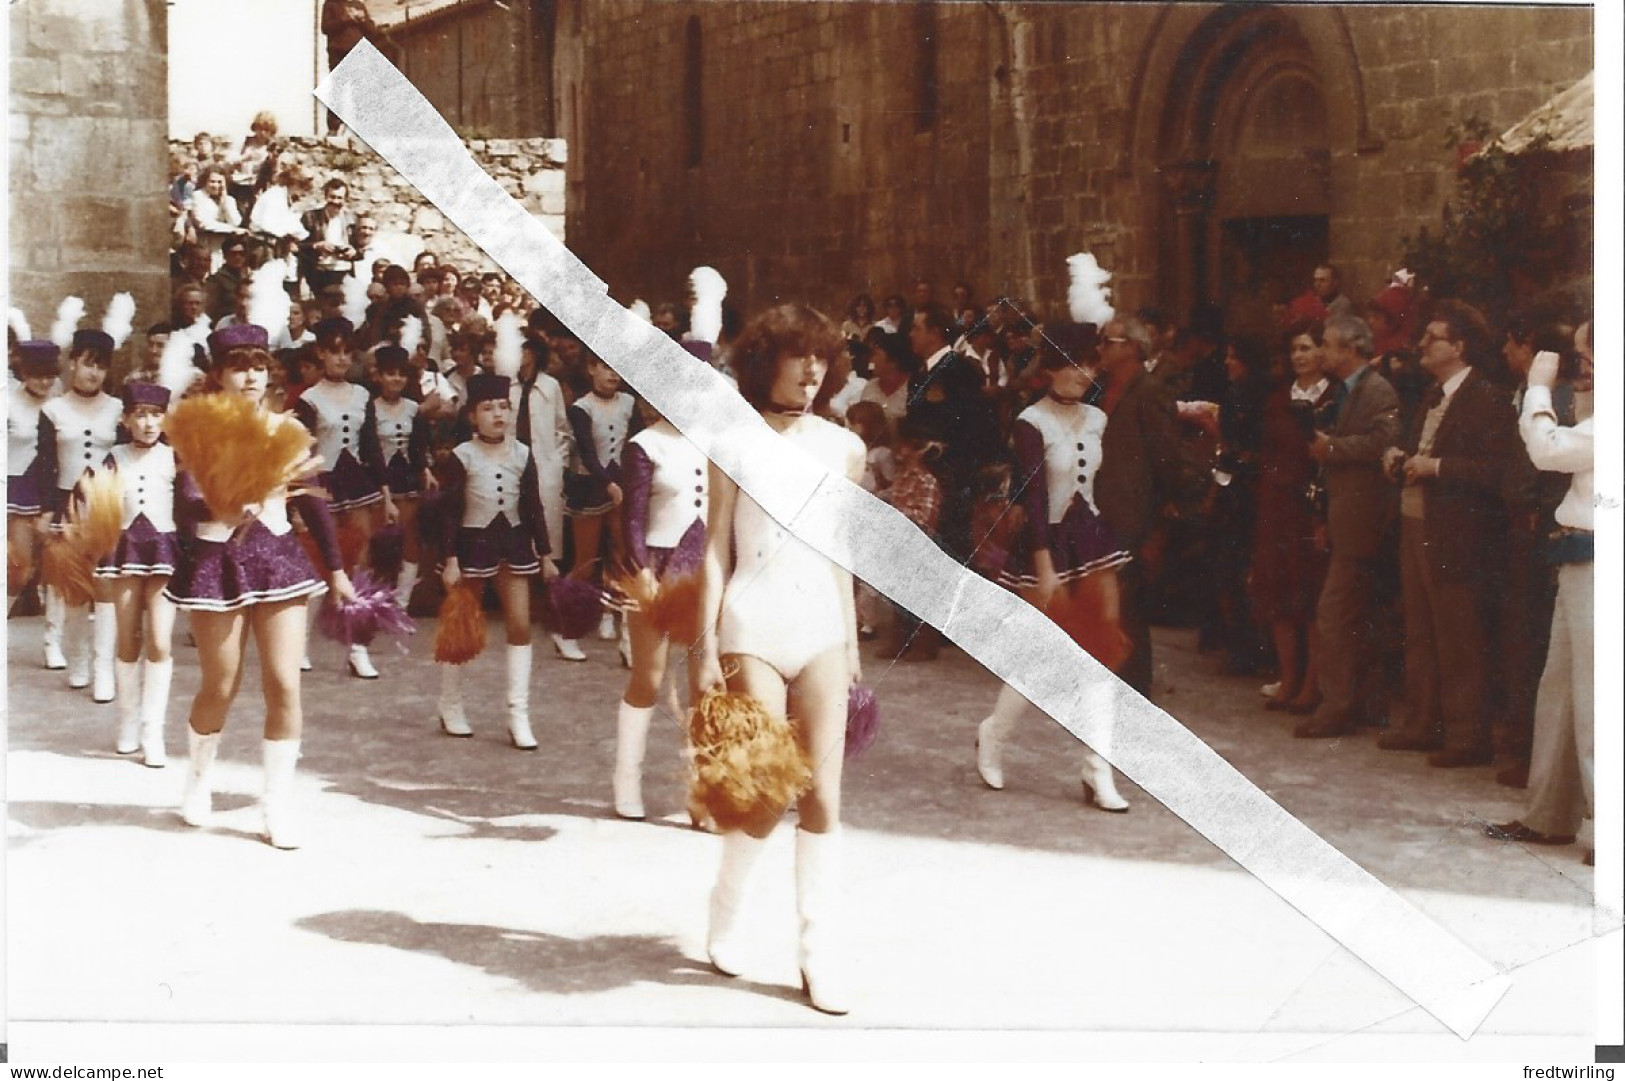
[261,739,302,849]
[976,683,1029,790]
[438,663,471,736]
[43,586,67,669]
[707,830,770,976]
[180,728,222,826]
[347,642,379,679]
[1078,679,1129,813]
[614,700,653,819]
[114,659,143,754]
[551,632,586,662]
[505,643,537,750]
[92,600,117,703]
[395,561,419,611]
[140,658,173,768]
[796,826,851,1015]
[64,603,92,688]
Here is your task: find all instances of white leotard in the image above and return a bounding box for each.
[718,415,864,679]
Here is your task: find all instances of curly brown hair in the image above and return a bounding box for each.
[730,304,848,415]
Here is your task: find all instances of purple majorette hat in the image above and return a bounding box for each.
[466,372,511,406]
[313,316,355,343]
[15,340,61,372]
[121,382,172,411]
[373,345,410,370]
[71,328,116,357]
[680,340,714,365]
[208,323,270,361]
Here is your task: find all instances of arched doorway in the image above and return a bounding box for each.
[1154,8,1334,336]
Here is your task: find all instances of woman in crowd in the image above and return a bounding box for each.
[187,167,246,273]
[165,324,357,849]
[1252,320,1334,714]
[696,303,865,1015]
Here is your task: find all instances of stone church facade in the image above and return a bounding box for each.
[562,2,1592,329]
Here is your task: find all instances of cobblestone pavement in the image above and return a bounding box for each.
[3,609,1609,1059]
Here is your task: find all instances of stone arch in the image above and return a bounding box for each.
[1123,5,1380,329]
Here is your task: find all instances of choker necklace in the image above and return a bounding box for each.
[70,387,100,400]
[765,402,810,416]
[1047,391,1084,406]
[476,433,506,445]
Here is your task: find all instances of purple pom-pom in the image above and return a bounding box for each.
[547,575,604,639]
[844,683,880,759]
[316,568,417,650]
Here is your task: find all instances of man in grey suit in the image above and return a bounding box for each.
[1296,314,1401,738]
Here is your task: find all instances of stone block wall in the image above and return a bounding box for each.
[571,2,1592,326]
[9,0,170,359]
[169,134,567,276]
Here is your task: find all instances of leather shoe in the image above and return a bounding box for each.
[1495,762,1529,789]
[1484,820,1575,846]
[1285,696,1322,716]
[1377,731,1441,752]
[1427,747,1494,768]
[1293,719,1351,739]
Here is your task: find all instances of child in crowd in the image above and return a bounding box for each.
[562,352,637,655]
[844,400,895,640]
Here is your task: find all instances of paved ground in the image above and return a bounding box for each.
[3,607,1613,1060]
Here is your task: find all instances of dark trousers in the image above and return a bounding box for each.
[1493,522,1558,764]
[1117,560,1153,696]
[1315,549,1388,730]
[1395,519,1490,752]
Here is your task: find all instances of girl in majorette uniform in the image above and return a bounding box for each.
[164,323,357,849]
[434,373,557,749]
[94,383,183,766]
[293,316,397,678]
[35,326,125,700]
[369,344,435,608]
[509,336,573,656]
[611,350,710,819]
[7,340,61,621]
[974,327,1135,812]
[696,304,866,1016]
[561,352,637,659]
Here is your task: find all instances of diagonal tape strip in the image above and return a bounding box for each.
[319,42,1510,1038]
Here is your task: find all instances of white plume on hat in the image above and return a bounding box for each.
[247,263,291,341]
[399,315,423,357]
[493,310,523,380]
[1066,252,1114,325]
[49,296,85,350]
[341,267,372,327]
[628,299,651,322]
[688,266,727,346]
[156,325,203,404]
[9,308,32,342]
[101,292,137,350]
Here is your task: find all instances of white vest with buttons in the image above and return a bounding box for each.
[302,380,370,469]
[42,392,123,490]
[629,421,708,547]
[373,396,418,465]
[570,393,634,475]
[108,442,178,531]
[1018,396,1108,524]
[7,382,51,475]
[455,439,532,529]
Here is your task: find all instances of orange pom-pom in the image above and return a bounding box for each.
[8,548,32,595]
[41,535,96,607]
[650,571,702,642]
[433,583,487,664]
[1047,573,1132,673]
[165,394,319,522]
[68,467,125,559]
[686,688,812,832]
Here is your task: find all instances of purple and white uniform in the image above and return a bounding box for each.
[564,391,636,517]
[6,381,55,516]
[622,420,707,579]
[439,437,551,578]
[294,379,387,511]
[35,390,124,524]
[371,395,430,499]
[95,442,184,578]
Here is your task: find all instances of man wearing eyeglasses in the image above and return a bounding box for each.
[1375,301,1520,766]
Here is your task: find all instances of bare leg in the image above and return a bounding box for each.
[111,578,146,664]
[723,652,792,839]
[623,611,670,709]
[252,598,308,741]
[786,646,849,835]
[1270,619,1301,704]
[497,567,531,646]
[142,578,176,664]
[188,609,249,736]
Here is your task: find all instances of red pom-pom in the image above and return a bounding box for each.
[844,683,880,760]
[41,535,95,607]
[649,571,702,642]
[1047,574,1132,673]
[546,575,604,639]
[433,583,486,664]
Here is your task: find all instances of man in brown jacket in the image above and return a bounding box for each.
[1376,300,1521,766]
[1296,314,1400,738]
[1095,316,1200,696]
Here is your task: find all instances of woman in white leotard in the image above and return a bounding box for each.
[696,304,866,1016]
